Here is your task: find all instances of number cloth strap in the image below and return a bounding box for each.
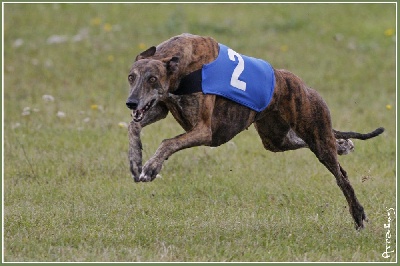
[172,43,275,112]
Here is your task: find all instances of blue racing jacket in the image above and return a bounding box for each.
[173,43,275,112]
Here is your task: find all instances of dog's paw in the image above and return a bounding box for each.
[353,206,367,231]
[336,139,354,155]
[137,158,163,182]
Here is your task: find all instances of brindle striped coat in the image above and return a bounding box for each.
[126,33,384,230]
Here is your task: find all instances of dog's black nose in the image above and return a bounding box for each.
[126,100,138,110]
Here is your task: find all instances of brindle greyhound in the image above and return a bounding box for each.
[126,33,384,230]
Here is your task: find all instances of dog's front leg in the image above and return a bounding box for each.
[128,103,169,182]
[138,125,212,182]
[137,95,215,182]
[128,121,143,182]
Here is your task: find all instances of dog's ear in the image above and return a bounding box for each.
[164,56,179,75]
[135,46,156,61]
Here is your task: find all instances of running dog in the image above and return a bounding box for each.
[126,33,384,230]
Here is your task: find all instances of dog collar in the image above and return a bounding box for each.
[171,68,203,95]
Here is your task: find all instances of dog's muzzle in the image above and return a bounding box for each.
[126,99,156,122]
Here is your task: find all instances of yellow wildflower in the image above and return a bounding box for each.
[386,104,392,110]
[138,43,147,50]
[118,122,128,128]
[90,17,101,26]
[103,23,112,32]
[384,28,394,37]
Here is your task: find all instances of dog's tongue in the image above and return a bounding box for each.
[133,109,144,122]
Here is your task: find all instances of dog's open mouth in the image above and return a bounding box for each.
[132,100,155,122]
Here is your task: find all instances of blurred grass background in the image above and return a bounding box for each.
[3,3,396,262]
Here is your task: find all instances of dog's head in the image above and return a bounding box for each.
[126,46,179,122]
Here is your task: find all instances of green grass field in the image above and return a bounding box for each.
[3,3,396,262]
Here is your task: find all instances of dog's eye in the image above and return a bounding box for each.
[148,76,157,83]
[128,75,135,83]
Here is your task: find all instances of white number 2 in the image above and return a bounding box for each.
[228,48,247,91]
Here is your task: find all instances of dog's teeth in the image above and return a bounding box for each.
[144,101,152,111]
[133,110,143,122]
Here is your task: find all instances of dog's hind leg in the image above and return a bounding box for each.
[255,112,366,228]
[306,135,367,229]
[290,96,366,229]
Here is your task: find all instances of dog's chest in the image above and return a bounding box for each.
[164,94,201,131]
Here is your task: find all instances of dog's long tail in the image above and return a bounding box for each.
[333,127,385,140]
